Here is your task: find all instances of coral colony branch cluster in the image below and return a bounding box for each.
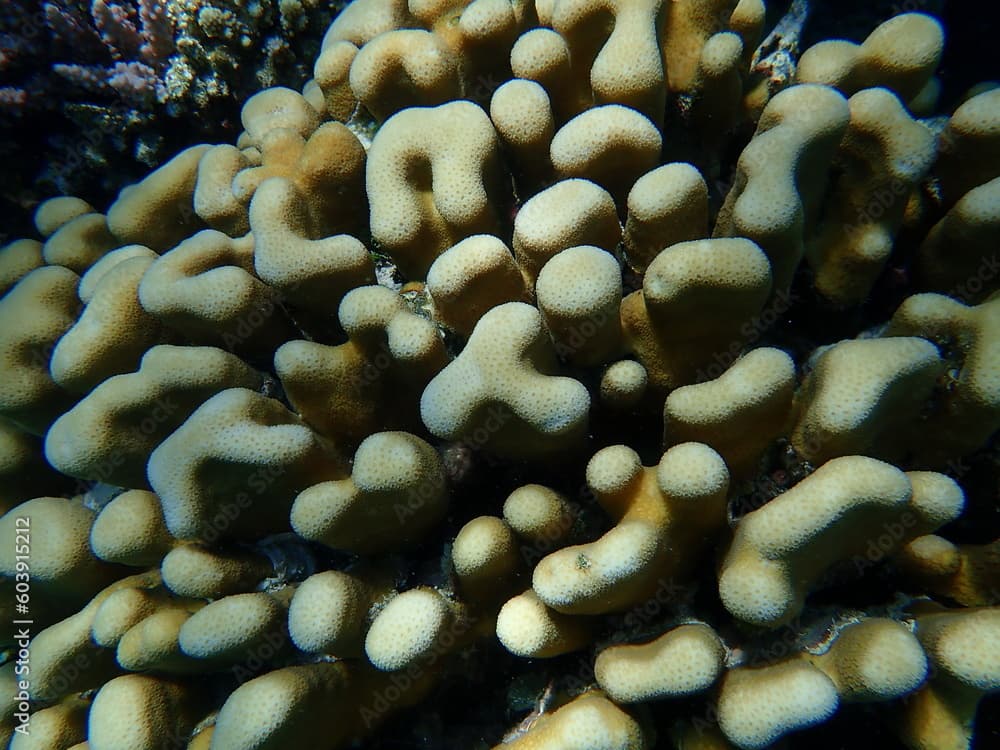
[0,1,998,749]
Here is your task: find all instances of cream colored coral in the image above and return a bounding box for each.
[599,360,648,411]
[45,345,263,489]
[178,592,286,664]
[797,13,944,103]
[0,266,80,434]
[312,40,359,122]
[9,697,88,750]
[718,457,960,628]
[452,516,521,600]
[898,607,1000,750]
[906,471,966,534]
[509,28,588,123]
[717,661,839,750]
[512,179,621,286]
[634,237,771,334]
[432,0,527,92]
[420,302,591,459]
[714,84,850,291]
[33,196,94,238]
[4,6,997,747]
[364,587,455,671]
[663,0,755,94]
[367,101,508,279]
[623,163,708,272]
[116,606,200,673]
[78,244,157,303]
[0,497,118,611]
[494,691,645,749]
[426,234,528,336]
[550,105,661,203]
[28,570,160,701]
[322,0,409,49]
[193,145,252,236]
[41,212,117,272]
[0,239,43,296]
[664,347,795,478]
[688,32,744,149]
[276,285,447,445]
[50,255,163,393]
[90,490,175,567]
[915,177,1000,303]
[620,238,772,391]
[88,675,201,750]
[91,585,176,648]
[533,442,728,614]
[490,79,554,190]
[806,618,927,702]
[291,431,447,553]
[897,534,963,579]
[503,484,575,548]
[885,294,999,462]
[211,662,355,749]
[161,544,272,599]
[249,177,374,318]
[806,87,937,306]
[138,229,293,354]
[496,589,592,659]
[233,121,368,239]
[916,607,1000,691]
[349,29,460,122]
[239,87,320,147]
[0,419,67,512]
[536,245,623,366]
[550,0,666,124]
[288,570,374,655]
[790,337,944,465]
[934,88,1000,207]
[595,623,726,703]
[897,536,1000,607]
[106,145,210,252]
[147,388,345,541]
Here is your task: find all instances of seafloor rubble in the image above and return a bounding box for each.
[0,1,998,749]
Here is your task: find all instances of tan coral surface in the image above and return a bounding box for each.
[1,4,998,749]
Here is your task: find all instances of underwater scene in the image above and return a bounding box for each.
[0,0,998,748]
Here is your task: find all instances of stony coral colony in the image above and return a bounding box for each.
[0,0,998,749]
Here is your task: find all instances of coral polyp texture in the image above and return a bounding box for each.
[0,2,998,749]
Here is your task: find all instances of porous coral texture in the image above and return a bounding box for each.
[0,4,998,750]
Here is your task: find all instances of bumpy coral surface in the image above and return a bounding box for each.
[0,2,998,749]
